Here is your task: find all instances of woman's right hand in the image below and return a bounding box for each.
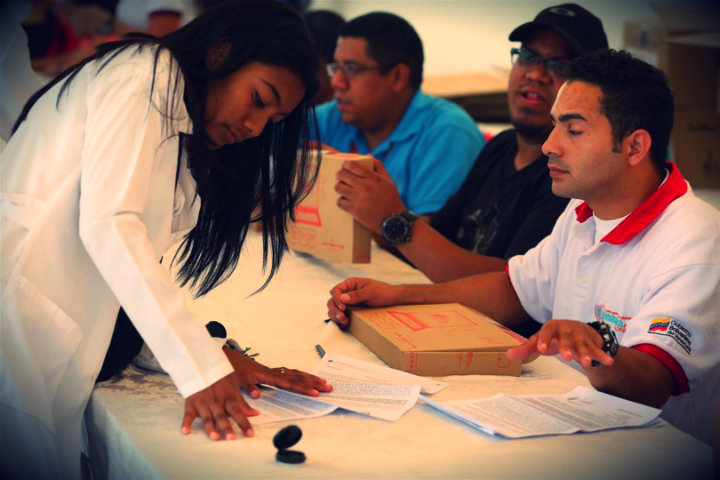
[327,277,399,328]
[182,372,258,440]
[225,348,333,399]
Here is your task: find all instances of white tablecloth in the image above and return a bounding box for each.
[86,232,714,479]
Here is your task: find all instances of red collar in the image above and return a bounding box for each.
[575,163,688,245]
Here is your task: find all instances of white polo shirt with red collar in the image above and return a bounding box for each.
[508,163,720,444]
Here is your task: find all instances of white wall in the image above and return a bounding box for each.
[310,0,711,76]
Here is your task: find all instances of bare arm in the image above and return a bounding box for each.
[396,221,508,282]
[327,271,531,329]
[507,320,675,408]
[336,161,508,282]
[585,347,674,407]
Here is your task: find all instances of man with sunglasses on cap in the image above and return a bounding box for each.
[335,4,608,336]
[315,11,486,216]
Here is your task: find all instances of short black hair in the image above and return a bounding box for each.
[568,49,673,175]
[339,11,424,89]
[305,10,346,64]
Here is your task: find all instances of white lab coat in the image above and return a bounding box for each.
[0,45,233,478]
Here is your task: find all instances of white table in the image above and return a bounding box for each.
[86,232,715,479]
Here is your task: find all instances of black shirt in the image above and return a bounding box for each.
[431,129,568,259]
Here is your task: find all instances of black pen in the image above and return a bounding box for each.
[315,344,326,358]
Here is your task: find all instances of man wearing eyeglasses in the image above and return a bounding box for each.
[335,4,607,336]
[314,11,486,216]
[328,48,720,447]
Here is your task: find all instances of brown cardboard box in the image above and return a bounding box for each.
[422,71,509,123]
[286,151,373,263]
[672,109,720,188]
[349,303,524,376]
[624,4,720,187]
[624,16,720,111]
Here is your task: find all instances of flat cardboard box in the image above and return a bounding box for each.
[623,6,720,111]
[422,71,510,123]
[672,109,720,188]
[286,151,373,263]
[349,303,523,376]
[624,4,720,187]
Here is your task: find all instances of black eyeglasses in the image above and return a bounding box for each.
[510,48,571,79]
[326,62,389,79]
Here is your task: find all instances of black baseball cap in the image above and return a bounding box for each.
[509,3,608,54]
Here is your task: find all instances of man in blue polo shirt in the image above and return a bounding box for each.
[315,11,485,215]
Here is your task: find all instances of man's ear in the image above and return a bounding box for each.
[625,129,652,167]
[207,43,231,71]
[389,63,412,91]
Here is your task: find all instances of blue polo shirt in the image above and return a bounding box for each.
[314,90,485,214]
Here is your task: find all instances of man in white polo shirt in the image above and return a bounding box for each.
[326,50,720,445]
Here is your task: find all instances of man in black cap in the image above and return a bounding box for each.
[334,3,607,335]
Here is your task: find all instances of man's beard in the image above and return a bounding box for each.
[511,119,553,145]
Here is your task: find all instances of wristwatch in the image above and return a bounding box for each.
[381,210,418,245]
[587,321,618,367]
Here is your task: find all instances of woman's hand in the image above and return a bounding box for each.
[225,347,333,399]
[182,371,258,440]
[182,347,333,440]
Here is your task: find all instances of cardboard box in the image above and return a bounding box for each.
[422,71,509,123]
[624,4,720,187]
[349,303,524,376]
[286,151,373,263]
[623,4,720,111]
[672,109,720,188]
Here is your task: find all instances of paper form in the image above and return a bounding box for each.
[421,386,662,438]
[243,388,337,425]
[312,352,448,395]
[243,352,439,423]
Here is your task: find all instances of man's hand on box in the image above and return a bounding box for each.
[335,159,405,232]
[327,277,400,328]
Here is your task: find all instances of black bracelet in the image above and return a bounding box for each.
[206,321,258,358]
[587,321,618,367]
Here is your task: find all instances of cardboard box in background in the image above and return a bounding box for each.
[422,71,510,123]
[624,18,720,111]
[672,109,720,188]
[624,3,720,188]
[349,303,523,376]
[286,151,373,263]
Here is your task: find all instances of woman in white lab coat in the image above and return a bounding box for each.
[0,1,331,478]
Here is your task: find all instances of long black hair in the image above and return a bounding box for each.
[13,0,321,296]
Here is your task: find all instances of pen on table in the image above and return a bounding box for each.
[315,344,326,358]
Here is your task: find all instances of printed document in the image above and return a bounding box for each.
[244,351,438,423]
[421,386,662,438]
[312,352,448,395]
[244,388,337,425]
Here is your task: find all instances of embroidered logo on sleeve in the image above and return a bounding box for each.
[648,317,692,354]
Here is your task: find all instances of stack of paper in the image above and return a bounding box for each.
[244,352,447,424]
[421,386,662,438]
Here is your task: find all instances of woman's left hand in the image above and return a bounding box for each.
[224,347,333,399]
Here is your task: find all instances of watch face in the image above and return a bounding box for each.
[382,216,410,244]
